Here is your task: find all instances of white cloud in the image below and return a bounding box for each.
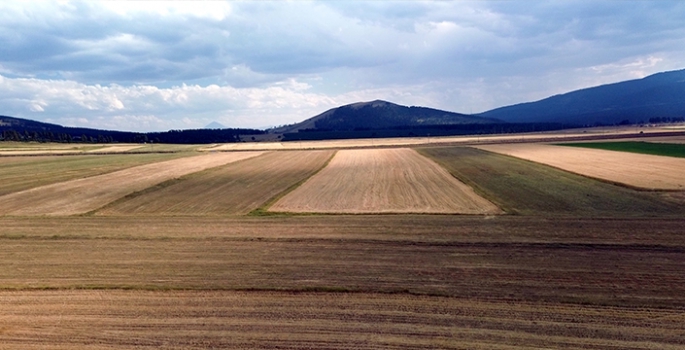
[0,1,684,131]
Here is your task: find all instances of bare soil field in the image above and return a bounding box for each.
[1,216,685,349]
[96,150,333,216]
[0,152,263,216]
[420,147,685,217]
[476,143,685,190]
[0,152,191,197]
[3,290,684,350]
[269,148,501,214]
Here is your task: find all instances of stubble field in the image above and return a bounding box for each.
[0,151,263,216]
[476,143,685,190]
[1,133,685,349]
[269,148,501,214]
[95,150,333,216]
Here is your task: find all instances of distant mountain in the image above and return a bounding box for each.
[0,115,263,144]
[273,100,500,134]
[479,69,685,125]
[204,121,225,129]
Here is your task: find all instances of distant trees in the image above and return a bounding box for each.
[1,124,264,144]
[649,117,685,124]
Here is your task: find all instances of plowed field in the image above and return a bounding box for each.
[96,150,333,215]
[3,290,684,350]
[270,148,501,214]
[476,143,685,190]
[2,216,685,349]
[0,152,263,216]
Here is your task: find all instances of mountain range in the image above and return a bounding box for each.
[479,68,685,125]
[2,68,684,143]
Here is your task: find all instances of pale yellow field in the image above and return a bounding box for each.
[85,145,143,153]
[0,151,263,216]
[269,148,502,214]
[476,143,685,190]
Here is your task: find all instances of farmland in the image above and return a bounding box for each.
[1,133,685,349]
[476,143,685,190]
[557,140,685,158]
[0,152,191,196]
[269,148,501,214]
[96,150,333,216]
[1,216,685,349]
[419,147,685,216]
[0,151,263,216]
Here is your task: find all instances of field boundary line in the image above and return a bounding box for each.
[249,151,338,216]
[416,147,513,214]
[83,152,275,216]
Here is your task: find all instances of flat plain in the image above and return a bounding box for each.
[270,148,502,214]
[557,140,685,158]
[2,132,685,349]
[476,143,685,190]
[0,151,263,216]
[1,216,685,349]
[419,146,685,216]
[0,152,191,197]
[96,150,333,216]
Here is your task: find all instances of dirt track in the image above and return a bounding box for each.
[270,148,502,214]
[0,152,263,216]
[476,143,685,190]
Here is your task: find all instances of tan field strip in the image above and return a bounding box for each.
[0,151,263,216]
[96,150,334,216]
[269,148,502,214]
[0,153,191,197]
[85,145,143,153]
[476,143,685,190]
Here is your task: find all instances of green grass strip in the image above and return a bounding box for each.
[555,141,685,158]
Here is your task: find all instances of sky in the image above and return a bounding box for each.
[1,1,685,132]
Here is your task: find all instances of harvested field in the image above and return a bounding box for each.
[2,216,685,305]
[269,148,501,214]
[0,152,263,216]
[1,215,685,348]
[476,143,685,190]
[420,147,685,217]
[3,290,684,350]
[0,153,191,197]
[96,150,333,216]
[85,145,143,153]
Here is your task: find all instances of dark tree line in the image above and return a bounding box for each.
[283,122,581,141]
[0,116,264,144]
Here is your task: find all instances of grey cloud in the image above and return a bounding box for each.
[1,1,685,131]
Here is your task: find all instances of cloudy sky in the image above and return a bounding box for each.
[1,1,684,132]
